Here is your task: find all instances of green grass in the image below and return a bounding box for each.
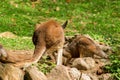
[0,0,119,50]
[105,50,120,80]
[0,37,34,50]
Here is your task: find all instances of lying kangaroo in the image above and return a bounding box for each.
[13,20,68,68]
[63,35,108,64]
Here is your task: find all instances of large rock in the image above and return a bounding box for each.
[87,73,99,80]
[72,57,95,70]
[69,68,92,80]
[47,65,71,80]
[0,31,17,38]
[47,65,92,80]
[0,62,24,80]
[25,66,48,80]
[80,73,92,80]
[98,73,114,80]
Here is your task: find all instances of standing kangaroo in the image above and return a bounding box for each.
[14,20,68,68]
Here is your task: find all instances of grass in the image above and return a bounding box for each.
[0,0,120,50]
[0,37,34,50]
[105,50,120,80]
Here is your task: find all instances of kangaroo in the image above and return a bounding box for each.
[13,20,68,68]
[63,35,108,65]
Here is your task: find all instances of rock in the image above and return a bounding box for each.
[98,73,114,80]
[69,68,81,80]
[88,74,99,80]
[0,62,24,80]
[47,65,92,80]
[72,57,95,70]
[47,65,72,80]
[80,73,92,80]
[25,66,47,80]
[0,49,33,63]
[69,68,92,80]
[0,31,17,38]
[47,65,81,80]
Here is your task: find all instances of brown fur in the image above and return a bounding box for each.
[63,35,108,65]
[13,20,67,68]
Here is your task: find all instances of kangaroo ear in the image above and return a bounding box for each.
[62,20,68,29]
